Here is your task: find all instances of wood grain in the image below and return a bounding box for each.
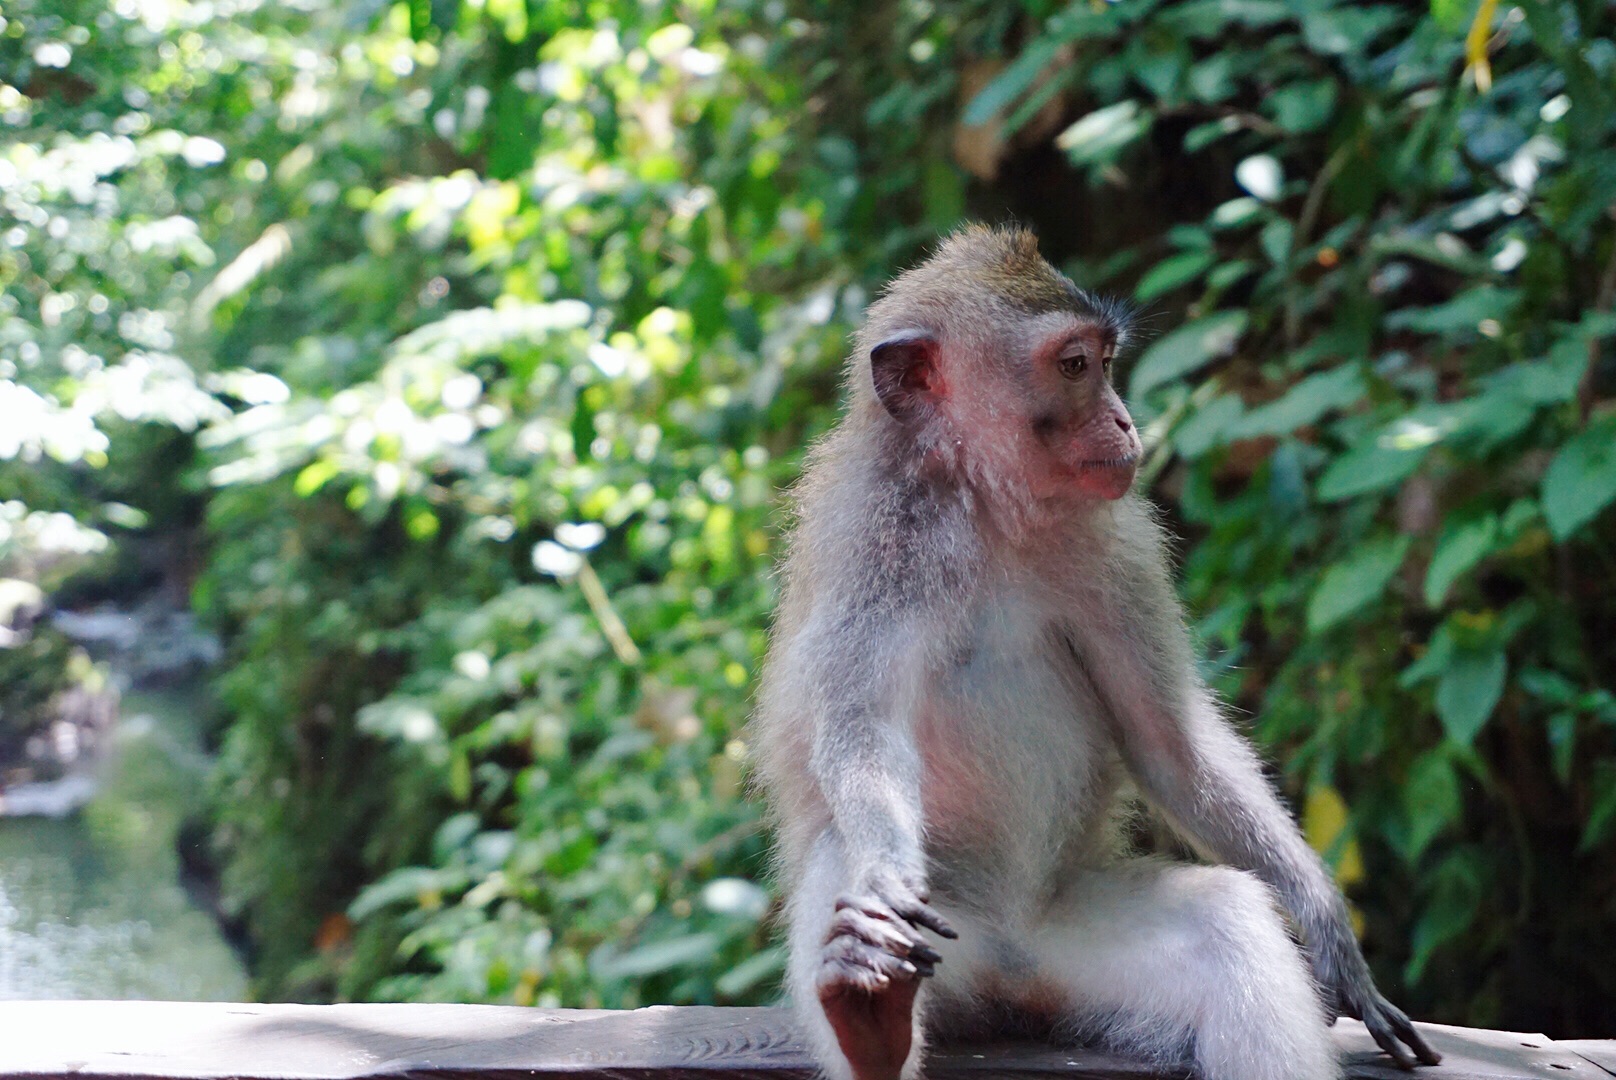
[0,1002,1608,1080]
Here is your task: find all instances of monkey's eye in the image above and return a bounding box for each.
[1101,351,1114,374]
[1058,351,1088,380]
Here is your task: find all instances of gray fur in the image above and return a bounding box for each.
[752,226,1437,1080]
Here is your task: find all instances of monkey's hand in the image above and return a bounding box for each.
[815,880,957,1080]
[1319,946,1442,1070]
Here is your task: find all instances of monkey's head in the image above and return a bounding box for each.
[854,225,1141,505]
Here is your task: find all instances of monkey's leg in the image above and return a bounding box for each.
[1034,861,1340,1080]
[786,829,934,1080]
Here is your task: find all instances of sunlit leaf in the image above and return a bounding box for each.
[1129,311,1248,398]
[1056,102,1152,168]
[1316,439,1428,502]
[349,867,468,920]
[1230,365,1365,439]
[1385,285,1520,336]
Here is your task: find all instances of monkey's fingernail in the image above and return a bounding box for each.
[911,945,942,963]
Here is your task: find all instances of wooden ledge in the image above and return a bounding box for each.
[0,1002,1610,1080]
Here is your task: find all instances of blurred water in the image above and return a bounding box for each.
[0,688,247,1000]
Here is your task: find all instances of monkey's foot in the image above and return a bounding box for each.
[816,939,922,1080]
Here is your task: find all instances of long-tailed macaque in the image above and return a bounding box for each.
[752,226,1440,1080]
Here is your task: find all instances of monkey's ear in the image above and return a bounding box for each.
[870,331,944,424]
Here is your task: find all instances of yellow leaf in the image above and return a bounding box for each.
[1465,0,1499,92]
[1304,783,1365,887]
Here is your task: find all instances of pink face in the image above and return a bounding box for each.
[868,313,1140,502]
[1026,320,1141,501]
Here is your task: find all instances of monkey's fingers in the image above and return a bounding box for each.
[826,906,942,970]
[1362,1001,1438,1071]
[820,935,923,986]
[836,891,958,943]
[1381,1002,1442,1067]
[887,896,958,940]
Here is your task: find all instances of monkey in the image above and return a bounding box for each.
[751,225,1441,1080]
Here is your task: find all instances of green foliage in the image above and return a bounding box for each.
[5,0,1614,1036]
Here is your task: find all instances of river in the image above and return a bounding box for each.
[0,685,247,1000]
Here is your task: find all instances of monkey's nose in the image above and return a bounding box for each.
[1114,414,1132,432]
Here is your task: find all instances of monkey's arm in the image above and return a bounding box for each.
[1074,506,1439,1068]
[781,602,958,1080]
[795,606,952,933]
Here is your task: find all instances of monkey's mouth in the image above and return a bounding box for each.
[1078,453,1140,469]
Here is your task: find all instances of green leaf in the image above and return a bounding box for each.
[1230,365,1366,439]
[1437,391,1536,447]
[1547,711,1577,787]
[1301,6,1405,55]
[1184,116,1241,152]
[963,39,1062,126]
[1401,623,1458,688]
[592,932,722,980]
[294,457,341,496]
[1210,196,1262,228]
[1405,850,1484,984]
[715,946,786,998]
[1173,393,1246,458]
[1385,286,1521,337]
[1404,749,1461,862]
[1259,219,1294,266]
[1316,438,1428,502]
[1436,648,1506,745]
[1307,534,1411,633]
[1187,53,1236,103]
[1136,250,1217,302]
[1518,667,1579,706]
[1129,311,1248,398]
[349,867,468,920]
[1424,514,1499,606]
[1056,101,1153,168]
[1480,335,1585,405]
[1264,79,1338,133]
[1206,260,1257,291]
[1541,415,1616,541]
[1432,0,1475,31]
[1581,762,1616,853]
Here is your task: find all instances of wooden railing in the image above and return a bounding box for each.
[0,1002,1611,1079]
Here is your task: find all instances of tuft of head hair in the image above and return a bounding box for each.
[869,224,1133,342]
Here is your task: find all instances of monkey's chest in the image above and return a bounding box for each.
[914,598,1119,882]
